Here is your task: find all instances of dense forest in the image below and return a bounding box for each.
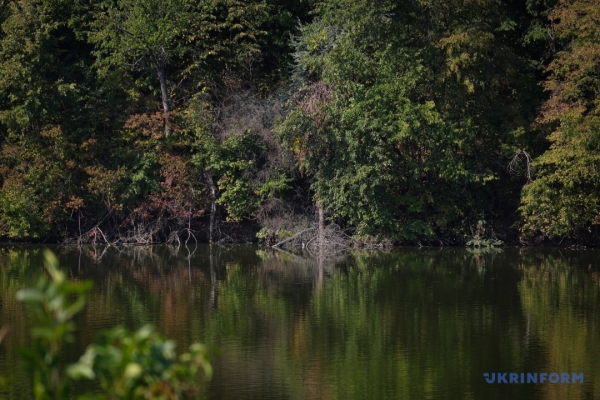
[0,0,598,246]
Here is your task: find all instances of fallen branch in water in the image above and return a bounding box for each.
[272,227,316,248]
[271,223,355,250]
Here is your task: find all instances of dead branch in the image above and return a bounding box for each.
[508,149,534,183]
[272,227,316,248]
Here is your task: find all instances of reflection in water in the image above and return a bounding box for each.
[1,245,600,399]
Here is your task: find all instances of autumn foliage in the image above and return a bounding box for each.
[1,0,600,245]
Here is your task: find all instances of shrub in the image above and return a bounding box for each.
[12,250,211,400]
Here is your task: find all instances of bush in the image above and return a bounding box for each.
[11,250,211,400]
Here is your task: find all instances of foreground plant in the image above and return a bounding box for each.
[68,326,212,399]
[16,250,211,399]
[16,250,92,399]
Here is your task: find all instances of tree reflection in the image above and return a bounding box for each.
[1,245,600,399]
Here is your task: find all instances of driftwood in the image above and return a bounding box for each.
[272,227,316,248]
[271,223,354,250]
[270,221,393,250]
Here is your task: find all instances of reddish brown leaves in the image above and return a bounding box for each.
[124,112,177,139]
[541,0,600,122]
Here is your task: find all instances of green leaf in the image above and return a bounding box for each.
[66,363,96,380]
[16,289,43,303]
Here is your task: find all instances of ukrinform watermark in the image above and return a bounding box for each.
[483,373,584,384]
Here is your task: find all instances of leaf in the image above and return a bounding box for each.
[135,325,154,340]
[44,250,64,285]
[123,362,143,381]
[16,289,43,303]
[66,363,96,380]
[31,327,57,340]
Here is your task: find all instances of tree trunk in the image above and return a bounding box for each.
[205,171,219,243]
[318,202,324,247]
[157,65,171,137]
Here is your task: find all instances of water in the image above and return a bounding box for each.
[1,244,600,400]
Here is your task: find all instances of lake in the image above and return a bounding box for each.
[1,244,600,399]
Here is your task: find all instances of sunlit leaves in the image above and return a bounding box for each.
[89,0,190,74]
[520,0,600,238]
[69,325,212,399]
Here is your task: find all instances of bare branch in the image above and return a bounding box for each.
[272,227,316,248]
[508,149,535,183]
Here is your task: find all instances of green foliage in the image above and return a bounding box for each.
[252,0,313,88]
[0,181,48,238]
[277,0,534,240]
[465,220,504,248]
[68,326,212,399]
[89,0,189,72]
[14,250,212,399]
[16,250,93,400]
[520,0,600,239]
[0,0,287,242]
[0,0,63,134]
[520,117,600,238]
[194,128,292,223]
[0,0,598,244]
[89,0,268,98]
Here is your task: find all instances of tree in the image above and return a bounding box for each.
[0,0,95,239]
[89,0,193,137]
[520,0,600,239]
[277,0,534,240]
[90,0,269,137]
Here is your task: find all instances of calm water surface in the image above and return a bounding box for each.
[1,245,600,399]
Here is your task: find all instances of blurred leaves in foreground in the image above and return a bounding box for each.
[9,250,211,400]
